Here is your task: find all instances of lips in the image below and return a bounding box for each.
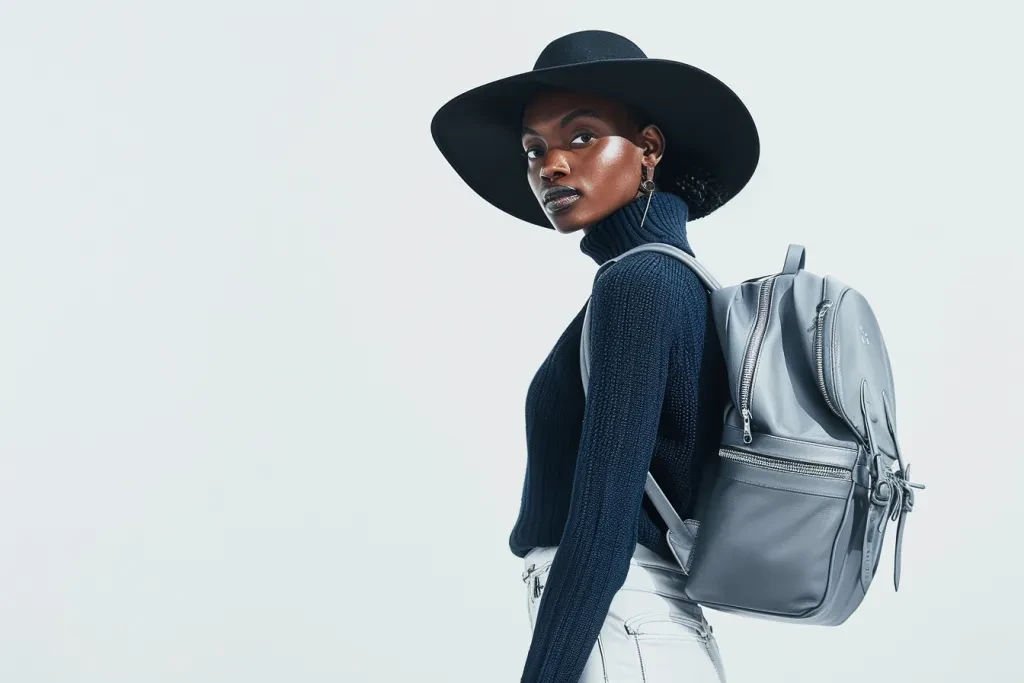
[542,186,581,212]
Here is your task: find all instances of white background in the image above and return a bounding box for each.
[1,1,1021,681]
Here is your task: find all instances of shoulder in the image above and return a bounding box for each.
[592,251,707,312]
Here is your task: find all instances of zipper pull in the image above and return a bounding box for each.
[817,299,833,319]
[741,408,753,443]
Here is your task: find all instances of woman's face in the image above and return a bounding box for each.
[521,90,664,234]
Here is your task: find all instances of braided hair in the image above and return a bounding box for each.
[625,103,729,220]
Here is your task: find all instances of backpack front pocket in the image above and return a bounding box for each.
[684,447,854,618]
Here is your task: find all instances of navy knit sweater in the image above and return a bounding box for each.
[509,191,728,683]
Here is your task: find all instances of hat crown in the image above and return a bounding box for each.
[532,30,647,71]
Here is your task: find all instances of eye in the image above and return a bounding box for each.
[524,146,543,160]
[571,132,595,146]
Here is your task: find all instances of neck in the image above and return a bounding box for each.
[579,191,694,265]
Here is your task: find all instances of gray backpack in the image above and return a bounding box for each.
[579,243,924,625]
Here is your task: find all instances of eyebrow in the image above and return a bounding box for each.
[522,108,603,136]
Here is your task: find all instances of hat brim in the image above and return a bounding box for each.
[430,58,759,229]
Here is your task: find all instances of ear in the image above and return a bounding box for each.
[638,124,666,170]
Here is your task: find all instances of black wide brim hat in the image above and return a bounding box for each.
[430,30,760,229]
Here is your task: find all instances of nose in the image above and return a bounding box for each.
[539,149,571,182]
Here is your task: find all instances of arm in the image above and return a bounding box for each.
[520,254,704,683]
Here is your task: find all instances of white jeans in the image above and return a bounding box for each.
[522,544,726,682]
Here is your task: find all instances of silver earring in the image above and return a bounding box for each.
[640,165,655,228]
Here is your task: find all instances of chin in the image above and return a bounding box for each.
[548,206,590,234]
[551,220,587,234]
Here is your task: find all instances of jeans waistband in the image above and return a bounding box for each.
[522,543,694,607]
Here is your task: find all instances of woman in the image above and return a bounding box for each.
[431,30,759,683]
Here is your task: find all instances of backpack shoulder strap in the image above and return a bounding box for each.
[581,243,721,391]
[591,242,722,291]
[578,242,721,572]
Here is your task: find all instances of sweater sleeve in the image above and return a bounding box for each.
[520,253,704,683]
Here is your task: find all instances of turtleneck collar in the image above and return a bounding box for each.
[579,191,694,265]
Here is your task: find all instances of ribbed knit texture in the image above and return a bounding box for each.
[509,191,728,683]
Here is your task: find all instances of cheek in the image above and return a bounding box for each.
[526,164,542,193]
[583,138,640,197]
[596,136,633,165]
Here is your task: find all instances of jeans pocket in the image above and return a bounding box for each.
[623,613,723,682]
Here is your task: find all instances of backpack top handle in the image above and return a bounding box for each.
[781,244,806,274]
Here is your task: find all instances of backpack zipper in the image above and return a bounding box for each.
[720,448,852,480]
[813,298,843,417]
[739,275,779,443]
